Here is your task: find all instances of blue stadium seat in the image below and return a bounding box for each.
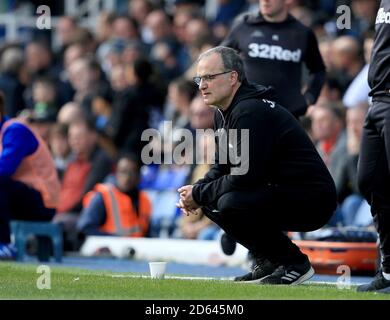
[10,221,63,263]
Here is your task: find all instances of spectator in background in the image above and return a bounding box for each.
[172,9,193,69]
[54,117,113,245]
[318,37,334,71]
[128,0,154,44]
[57,42,87,104]
[108,58,164,154]
[310,102,347,202]
[49,123,71,181]
[97,14,140,72]
[24,40,54,80]
[109,64,129,92]
[330,36,364,84]
[90,86,118,160]
[0,46,26,117]
[71,27,98,56]
[185,17,213,60]
[112,15,139,41]
[337,103,371,227]
[146,9,184,78]
[213,0,247,27]
[289,3,313,28]
[64,43,86,72]
[24,40,73,109]
[91,86,114,133]
[67,56,108,116]
[171,0,204,16]
[161,77,198,143]
[54,16,78,67]
[342,33,374,108]
[31,77,59,121]
[95,12,117,46]
[121,40,145,65]
[316,73,347,103]
[57,102,84,125]
[78,154,151,237]
[0,92,60,259]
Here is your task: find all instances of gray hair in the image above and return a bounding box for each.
[197,46,246,82]
[0,47,24,73]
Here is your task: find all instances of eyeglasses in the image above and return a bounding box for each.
[193,70,232,86]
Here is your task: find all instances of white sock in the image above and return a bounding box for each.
[382,272,390,280]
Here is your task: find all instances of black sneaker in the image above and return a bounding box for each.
[357,270,390,293]
[220,233,236,256]
[234,257,279,283]
[259,258,314,285]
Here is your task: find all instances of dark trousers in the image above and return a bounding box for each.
[202,184,336,265]
[358,100,390,273]
[0,177,55,243]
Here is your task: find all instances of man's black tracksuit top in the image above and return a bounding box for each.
[192,81,336,207]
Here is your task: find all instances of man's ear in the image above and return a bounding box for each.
[230,71,239,86]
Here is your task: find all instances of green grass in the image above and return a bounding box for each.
[0,262,389,300]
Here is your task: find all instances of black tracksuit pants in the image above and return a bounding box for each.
[202,184,336,265]
[358,100,390,273]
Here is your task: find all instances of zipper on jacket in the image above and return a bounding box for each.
[216,107,226,129]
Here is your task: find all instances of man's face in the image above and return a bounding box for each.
[68,60,90,92]
[68,123,96,156]
[311,107,340,141]
[115,158,139,193]
[260,0,288,17]
[57,18,76,46]
[196,53,234,108]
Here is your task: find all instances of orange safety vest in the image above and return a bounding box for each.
[83,183,152,237]
[0,119,61,209]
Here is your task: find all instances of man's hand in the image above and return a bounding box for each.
[176,185,200,215]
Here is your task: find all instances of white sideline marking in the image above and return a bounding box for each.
[109,274,233,281]
[107,274,345,285]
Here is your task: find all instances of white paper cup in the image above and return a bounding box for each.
[149,262,167,279]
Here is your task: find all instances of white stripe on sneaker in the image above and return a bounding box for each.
[290,267,315,285]
[281,276,294,281]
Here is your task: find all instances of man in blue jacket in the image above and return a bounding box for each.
[0,93,60,260]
